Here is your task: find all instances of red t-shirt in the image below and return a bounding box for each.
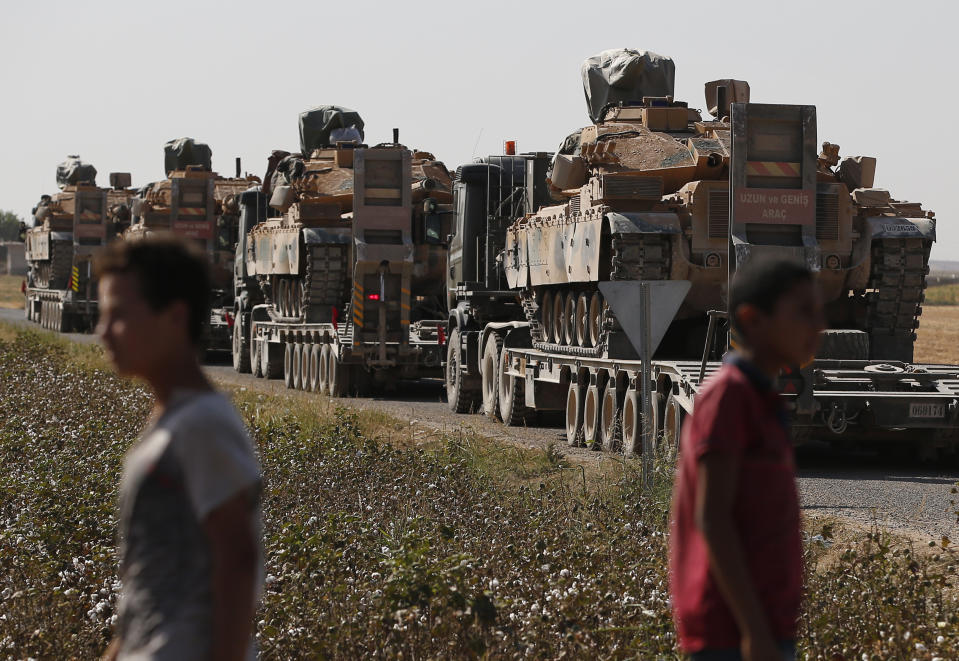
[669,358,802,653]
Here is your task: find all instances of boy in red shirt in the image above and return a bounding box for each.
[670,258,824,661]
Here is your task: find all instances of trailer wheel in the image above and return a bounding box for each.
[482,333,503,420]
[262,340,282,379]
[233,320,251,373]
[583,379,606,449]
[308,344,321,392]
[565,380,585,447]
[600,381,622,453]
[498,347,531,426]
[329,351,350,397]
[663,393,685,447]
[250,327,263,378]
[283,342,294,388]
[294,343,306,390]
[446,329,480,413]
[319,344,331,394]
[622,390,662,456]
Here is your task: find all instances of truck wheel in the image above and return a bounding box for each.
[817,329,870,361]
[284,342,295,389]
[663,393,685,447]
[566,380,585,447]
[329,351,350,397]
[233,320,251,373]
[600,382,622,453]
[319,344,331,394]
[292,343,304,390]
[622,390,661,456]
[446,328,480,413]
[583,379,605,449]
[498,347,531,426]
[250,327,263,378]
[308,344,321,392]
[482,333,503,420]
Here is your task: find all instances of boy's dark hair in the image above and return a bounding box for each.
[95,234,210,344]
[729,257,814,334]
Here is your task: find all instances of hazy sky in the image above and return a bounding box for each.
[2,0,957,256]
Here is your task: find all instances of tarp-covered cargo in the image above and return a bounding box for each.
[56,156,97,188]
[299,106,365,155]
[164,137,212,174]
[582,48,676,124]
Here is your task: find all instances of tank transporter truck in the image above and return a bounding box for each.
[24,157,135,332]
[231,106,452,395]
[125,138,260,352]
[445,48,959,458]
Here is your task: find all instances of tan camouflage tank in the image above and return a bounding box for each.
[504,48,935,362]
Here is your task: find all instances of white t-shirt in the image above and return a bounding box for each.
[117,390,262,661]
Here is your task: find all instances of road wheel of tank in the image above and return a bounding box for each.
[817,329,870,361]
[250,326,263,378]
[329,351,351,398]
[482,332,503,420]
[663,393,685,448]
[565,379,585,447]
[232,320,251,373]
[562,291,576,346]
[308,344,321,392]
[582,376,606,449]
[283,342,295,389]
[622,390,662,456]
[551,291,565,345]
[600,381,622,453]
[446,328,480,413]
[293,343,305,390]
[540,291,554,343]
[589,292,604,347]
[498,347,531,427]
[318,344,331,394]
[575,293,590,347]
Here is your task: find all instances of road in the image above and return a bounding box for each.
[2,306,958,541]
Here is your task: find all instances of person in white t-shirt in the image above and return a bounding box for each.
[95,235,262,661]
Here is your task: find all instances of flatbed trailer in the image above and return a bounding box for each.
[247,306,444,395]
[490,325,959,456]
[24,285,98,333]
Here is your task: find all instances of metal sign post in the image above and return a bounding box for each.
[639,281,653,487]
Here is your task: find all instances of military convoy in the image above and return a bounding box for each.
[18,49,959,455]
[125,138,260,352]
[23,157,135,331]
[230,107,452,394]
[443,48,956,457]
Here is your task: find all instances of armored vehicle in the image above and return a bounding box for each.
[24,158,135,331]
[503,48,935,363]
[232,106,452,394]
[126,138,260,351]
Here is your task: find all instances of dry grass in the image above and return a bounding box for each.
[925,284,959,306]
[0,274,25,309]
[915,306,959,364]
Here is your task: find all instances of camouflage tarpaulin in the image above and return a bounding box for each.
[55,156,97,189]
[163,138,212,174]
[581,49,676,124]
[299,106,365,154]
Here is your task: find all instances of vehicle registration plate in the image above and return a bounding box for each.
[910,402,946,419]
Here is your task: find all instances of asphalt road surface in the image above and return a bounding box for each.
[3,306,957,541]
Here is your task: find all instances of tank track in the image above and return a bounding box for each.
[300,243,348,323]
[865,237,931,363]
[527,233,671,356]
[32,239,73,290]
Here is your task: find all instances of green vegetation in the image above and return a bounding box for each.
[925,283,959,306]
[1,323,958,659]
[0,210,21,242]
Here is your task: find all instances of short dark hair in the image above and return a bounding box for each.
[729,257,814,335]
[95,234,210,344]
